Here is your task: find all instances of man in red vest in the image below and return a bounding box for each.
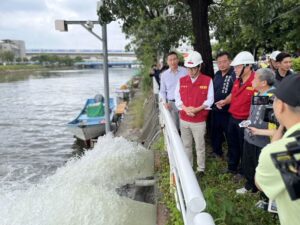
[216,51,256,175]
[175,51,214,178]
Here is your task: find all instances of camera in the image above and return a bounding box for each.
[271,135,300,201]
[252,95,279,126]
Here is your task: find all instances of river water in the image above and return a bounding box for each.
[0,68,155,225]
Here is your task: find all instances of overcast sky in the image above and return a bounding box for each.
[0,0,129,50]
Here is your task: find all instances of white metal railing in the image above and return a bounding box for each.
[155,78,215,225]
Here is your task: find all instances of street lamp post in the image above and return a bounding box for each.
[100,20,110,134]
[55,1,111,134]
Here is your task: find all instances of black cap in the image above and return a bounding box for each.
[269,74,300,107]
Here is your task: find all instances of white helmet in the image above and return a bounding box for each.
[230,51,255,66]
[184,51,203,68]
[270,50,281,61]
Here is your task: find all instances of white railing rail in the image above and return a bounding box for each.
[155,78,215,225]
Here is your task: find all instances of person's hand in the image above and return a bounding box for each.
[271,124,285,142]
[215,100,226,109]
[188,106,199,114]
[183,105,193,113]
[163,103,172,110]
[183,105,197,116]
[248,127,259,135]
[187,112,195,117]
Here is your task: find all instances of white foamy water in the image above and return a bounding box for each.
[0,135,155,225]
[0,68,136,191]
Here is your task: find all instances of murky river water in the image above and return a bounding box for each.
[0,68,155,225]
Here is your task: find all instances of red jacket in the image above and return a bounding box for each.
[179,73,211,123]
[229,72,255,119]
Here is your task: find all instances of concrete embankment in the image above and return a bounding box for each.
[115,85,168,225]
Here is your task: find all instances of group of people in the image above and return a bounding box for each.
[158,50,300,225]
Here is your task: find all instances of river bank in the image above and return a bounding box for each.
[0,64,74,75]
[115,76,281,225]
[114,80,172,225]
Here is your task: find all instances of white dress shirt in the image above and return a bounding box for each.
[160,66,188,103]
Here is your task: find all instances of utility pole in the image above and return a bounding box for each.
[55,0,111,134]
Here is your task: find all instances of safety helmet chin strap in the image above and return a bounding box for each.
[239,65,246,79]
[269,60,276,70]
[239,64,251,80]
[191,65,201,78]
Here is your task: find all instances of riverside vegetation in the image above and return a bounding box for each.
[136,60,280,224]
[151,133,280,225]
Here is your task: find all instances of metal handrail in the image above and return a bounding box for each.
[156,77,215,225]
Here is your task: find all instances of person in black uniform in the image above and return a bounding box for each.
[274,52,294,87]
[210,52,236,158]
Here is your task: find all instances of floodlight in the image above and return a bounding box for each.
[55,20,68,32]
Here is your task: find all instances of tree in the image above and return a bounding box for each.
[0,51,15,63]
[100,0,218,76]
[16,57,22,63]
[74,56,83,62]
[209,0,300,58]
[183,0,214,76]
[99,0,192,64]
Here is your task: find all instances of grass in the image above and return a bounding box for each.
[201,141,280,225]
[152,133,280,225]
[0,64,44,71]
[130,91,145,129]
[153,135,184,225]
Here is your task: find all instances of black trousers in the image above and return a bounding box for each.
[227,116,245,172]
[242,140,262,192]
[210,111,230,156]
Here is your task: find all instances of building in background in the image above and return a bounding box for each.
[0,39,26,60]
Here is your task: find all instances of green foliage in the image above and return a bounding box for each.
[292,57,300,72]
[210,0,300,57]
[0,51,15,63]
[100,0,192,63]
[152,135,164,151]
[153,135,184,225]
[130,77,146,128]
[74,56,83,62]
[154,134,280,225]
[0,64,43,71]
[30,54,77,66]
[201,144,280,225]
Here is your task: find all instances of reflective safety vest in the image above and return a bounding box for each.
[179,73,211,123]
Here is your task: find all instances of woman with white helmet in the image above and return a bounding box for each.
[174,50,214,179]
[215,51,256,175]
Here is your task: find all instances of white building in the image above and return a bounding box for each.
[0,39,26,60]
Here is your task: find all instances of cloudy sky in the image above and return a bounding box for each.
[0,0,129,50]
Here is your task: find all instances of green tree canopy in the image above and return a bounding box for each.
[99,0,192,64]
[209,0,300,58]
[0,51,15,63]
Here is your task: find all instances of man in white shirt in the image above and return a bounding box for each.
[175,51,214,178]
[160,51,188,131]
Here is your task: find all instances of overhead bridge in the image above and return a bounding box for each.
[74,61,140,68]
[26,49,136,58]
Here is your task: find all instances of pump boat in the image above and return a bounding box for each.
[67,95,116,141]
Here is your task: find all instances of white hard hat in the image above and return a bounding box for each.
[184,51,203,68]
[270,51,281,60]
[230,51,255,66]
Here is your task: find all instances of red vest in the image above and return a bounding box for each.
[179,73,211,123]
[229,72,255,119]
